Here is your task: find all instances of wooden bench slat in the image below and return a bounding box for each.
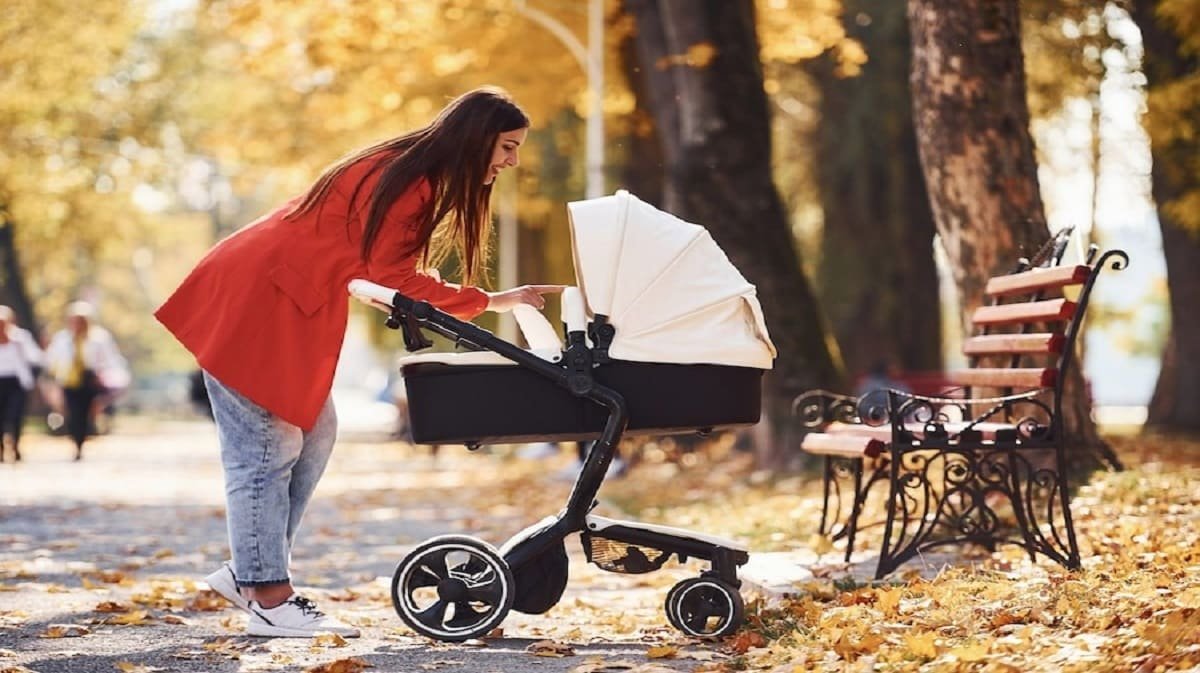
[972,299,1076,327]
[985,264,1090,296]
[800,433,884,458]
[962,333,1065,356]
[947,367,1057,389]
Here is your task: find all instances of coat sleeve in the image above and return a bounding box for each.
[340,167,489,320]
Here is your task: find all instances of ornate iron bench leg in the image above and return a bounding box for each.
[843,459,863,562]
[1056,448,1082,570]
[1011,445,1081,570]
[1005,449,1042,563]
[875,450,923,579]
[819,456,834,537]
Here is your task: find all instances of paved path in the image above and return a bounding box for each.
[0,421,725,673]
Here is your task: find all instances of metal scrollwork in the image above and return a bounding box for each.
[874,443,1080,577]
[792,390,859,428]
[856,389,892,427]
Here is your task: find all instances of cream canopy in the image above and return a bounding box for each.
[567,190,776,370]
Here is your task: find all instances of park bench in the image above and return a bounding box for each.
[794,230,1128,579]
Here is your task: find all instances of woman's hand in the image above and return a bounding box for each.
[485,285,566,312]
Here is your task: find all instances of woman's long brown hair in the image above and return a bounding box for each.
[285,87,529,285]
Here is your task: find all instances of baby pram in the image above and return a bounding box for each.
[349,190,776,641]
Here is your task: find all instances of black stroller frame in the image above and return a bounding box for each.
[375,290,751,641]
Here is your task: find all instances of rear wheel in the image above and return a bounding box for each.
[664,577,744,638]
[391,536,514,642]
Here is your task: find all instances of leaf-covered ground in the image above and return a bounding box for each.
[601,434,1200,672]
[1,424,1197,672]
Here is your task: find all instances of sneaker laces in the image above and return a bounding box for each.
[289,596,324,618]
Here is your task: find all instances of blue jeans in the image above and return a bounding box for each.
[203,371,337,586]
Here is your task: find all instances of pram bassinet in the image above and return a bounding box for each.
[395,189,776,445]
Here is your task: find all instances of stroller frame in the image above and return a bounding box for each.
[376,289,750,641]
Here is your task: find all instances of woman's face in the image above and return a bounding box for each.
[485,127,527,185]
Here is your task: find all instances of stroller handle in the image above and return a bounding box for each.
[348,279,397,308]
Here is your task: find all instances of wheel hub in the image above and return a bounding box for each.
[437,578,468,602]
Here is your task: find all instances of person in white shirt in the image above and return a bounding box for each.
[44,302,128,461]
[0,305,43,462]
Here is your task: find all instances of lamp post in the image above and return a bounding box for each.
[512,0,605,198]
[499,1,604,341]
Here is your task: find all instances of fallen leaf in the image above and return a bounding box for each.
[728,630,766,654]
[95,601,134,613]
[951,641,989,662]
[312,632,349,649]
[203,637,250,660]
[527,640,576,657]
[41,624,90,638]
[105,610,153,626]
[875,587,903,616]
[115,662,163,673]
[304,658,373,673]
[645,645,677,659]
[904,631,938,659]
[188,590,228,612]
[85,570,131,585]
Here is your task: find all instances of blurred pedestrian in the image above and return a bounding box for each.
[155,87,559,638]
[45,301,128,461]
[0,305,43,462]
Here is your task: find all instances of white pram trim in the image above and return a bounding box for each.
[585,514,749,553]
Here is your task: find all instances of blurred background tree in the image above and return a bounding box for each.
[1128,0,1200,435]
[0,0,1186,461]
[804,0,940,379]
[624,0,842,465]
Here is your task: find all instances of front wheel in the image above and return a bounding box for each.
[664,577,744,638]
[392,535,515,642]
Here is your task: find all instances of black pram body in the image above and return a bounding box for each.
[403,358,763,445]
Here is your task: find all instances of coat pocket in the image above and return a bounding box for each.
[268,264,326,316]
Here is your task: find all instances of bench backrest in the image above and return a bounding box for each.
[949,230,1128,434]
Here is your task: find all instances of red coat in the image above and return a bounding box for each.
[155,157,489,430]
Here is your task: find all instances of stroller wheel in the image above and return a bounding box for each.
[391,535,515,642]
[664,577,744,638]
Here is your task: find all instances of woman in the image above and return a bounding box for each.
[45,302,127,461]
[156,87,559,638]
[0,305,43,462]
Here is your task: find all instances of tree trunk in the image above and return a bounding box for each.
[811,0,941,377]
[1130,0,1200,435]
[615,11,665,207]
[907,0,1114,472]
[627,0,841,465]
[0,204,39,337]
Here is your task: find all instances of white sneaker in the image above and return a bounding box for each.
[203,562,250,613]
[247,594,361,638]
